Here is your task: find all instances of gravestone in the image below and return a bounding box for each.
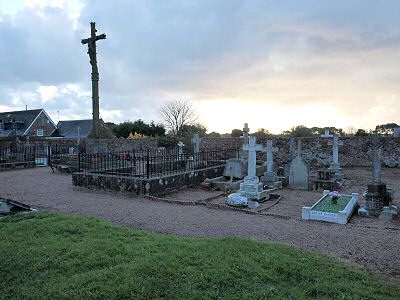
[260,140,281,188]
[177,141,185,160]
[223,158,247,179]
[321,129,333,138]
[239,123,250,159]
[288,139,309,190]
[191,134,201,153]
[394,127,400,138]
[238,136,267,203]
[364,148,393,216]
[191,133,201,162]
[328,135,344,179]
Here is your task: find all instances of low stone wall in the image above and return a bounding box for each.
[72,165,225,196]
[200,137,400,168]
[84,138,158,153]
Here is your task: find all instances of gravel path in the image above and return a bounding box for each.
[1,167,399,282]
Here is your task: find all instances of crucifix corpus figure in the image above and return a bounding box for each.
[81,22,106,139]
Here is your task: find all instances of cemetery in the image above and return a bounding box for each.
[1,9,400,297]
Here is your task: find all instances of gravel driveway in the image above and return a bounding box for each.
[1,167,399,282]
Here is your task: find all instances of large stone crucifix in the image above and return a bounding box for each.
[243,136,262,179]
[81,22,106,139]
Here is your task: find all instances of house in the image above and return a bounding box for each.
[0,109,57,137]
[52,119,115,139]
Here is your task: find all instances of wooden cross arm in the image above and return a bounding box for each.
[81,38,91,44]
[81,34,106,45]
[96,33,106,40]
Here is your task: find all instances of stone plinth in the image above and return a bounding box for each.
[239,176,267,201]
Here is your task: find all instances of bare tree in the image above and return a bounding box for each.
[159,98,198,135]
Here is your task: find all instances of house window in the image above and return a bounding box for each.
[0,121,3,131]
[37,129,44,136]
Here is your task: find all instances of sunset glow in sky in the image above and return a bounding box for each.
[0,0,399,133]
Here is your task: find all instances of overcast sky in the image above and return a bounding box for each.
[0,0,399,133]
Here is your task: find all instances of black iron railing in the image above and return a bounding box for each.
[78,148,239,178]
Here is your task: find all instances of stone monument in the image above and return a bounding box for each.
[328,135,344,180]
[364,148,392,216]
[238,136,267,203]
[81,22,106,139]
[239,123,250,159]
[260,140,282,188]
[191,133,201,162]
[177,141,185,160]
[288,139,309,190]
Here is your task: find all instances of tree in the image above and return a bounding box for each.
[159,98,198,136]
[207,131,221,137]
[253,128,270,138]
[231,129,242,137]
[355,129,369,136]
[112,120,165,138]
[289,125,313,137]
[374,123,399,135]
[179,123,207,137]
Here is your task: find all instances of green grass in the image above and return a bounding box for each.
[313,195,352,213]
[1,212,399,299]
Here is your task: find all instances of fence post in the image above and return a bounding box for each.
[78,152,81,172]
[47,145,51,166]
[146,150,150,179]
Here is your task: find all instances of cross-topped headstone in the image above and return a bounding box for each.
[372,148,382,183]
[321,129,333,138]
[328,135,343,165]
[241,123,250,145]
[262,140,278,173]
[81,22,106,139]
[243,136,262,178]
[191,134,201,153]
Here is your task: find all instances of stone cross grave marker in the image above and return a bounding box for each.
[191,134,201,153]
[321,129,333,138]
[243,136,263,179]
[262,140,278,173]
[373,148,382,183]
[328,135,343,166]
[191,133,201,162]
[177,141,185,160]
[81,22,106,139]
[241,123,250,145]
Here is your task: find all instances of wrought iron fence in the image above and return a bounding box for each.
[78,148,239,178]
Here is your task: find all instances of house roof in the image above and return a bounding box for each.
[0,109,45,137]
[53,119,93,139]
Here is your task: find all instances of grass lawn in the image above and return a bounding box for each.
[1,212,399,299]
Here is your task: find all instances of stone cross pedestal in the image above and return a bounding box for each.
[239,136,267,202]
